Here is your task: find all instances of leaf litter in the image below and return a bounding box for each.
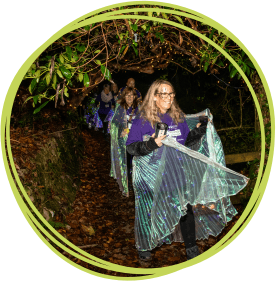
[8,114,245,276]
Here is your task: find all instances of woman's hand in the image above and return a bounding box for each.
[196,123,201,128]
[121,128,129,138]
[151,133,167,147]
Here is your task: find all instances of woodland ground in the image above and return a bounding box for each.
[9,113,245,277]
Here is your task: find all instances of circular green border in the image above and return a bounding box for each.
[1,1,274,279]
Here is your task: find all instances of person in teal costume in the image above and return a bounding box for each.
[126,80,249,261]
[110,87,139,196]
[118,78,142,104]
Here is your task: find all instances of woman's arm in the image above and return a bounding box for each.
[126,138,159,156]
[185,123,207,147]
[126,118,161,156]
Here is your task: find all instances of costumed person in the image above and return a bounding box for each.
[126,80,249,261]
[118,78,142,104]
[84,91,98,129]
[104,82,118,133]
[110,86,139,196]
[110,81,119,102]
[94,84,115,141]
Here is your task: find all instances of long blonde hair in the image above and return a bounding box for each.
[117,87,138,110]
[138,80,185,128]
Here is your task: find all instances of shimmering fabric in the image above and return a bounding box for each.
[93,110,103,129]
[84,97,97,125]
[105,109,115,134]
[132,109,249,251]
[109,104,131,196]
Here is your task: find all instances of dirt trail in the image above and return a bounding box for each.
[60,127,243,272]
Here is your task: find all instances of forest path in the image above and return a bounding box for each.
[61,127,243,273]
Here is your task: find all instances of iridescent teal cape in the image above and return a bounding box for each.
[110,104,136,196]
[132,109,249,251]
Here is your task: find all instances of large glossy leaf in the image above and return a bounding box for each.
[203,62,209,72]
[246,61,255,69]
[119,45,126,54]
[45,72,51,85]
[83,73,89,87]
[29,78,37,94]
[64,86,69,97]
[59,66,71,80]
[78,73,83,82]
[57,69,63,79]
[52,73,57,89]
[33,95,39,105]
[36,80,47,93]
[35,69,41,80]
[100,65,112,81]
[64,63,73,69]
[23,95,35,105]
[59,53,65,63]
[33,101,49,114]
[230,68,238,78]
[173,15,184,25]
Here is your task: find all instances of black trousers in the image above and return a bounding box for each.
[179,203,196,248]
[126,151,133,182]
[98,113,108,134]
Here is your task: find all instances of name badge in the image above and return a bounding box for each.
[105,104,109,108]
[167,129,181,137]
[127,122,132,129]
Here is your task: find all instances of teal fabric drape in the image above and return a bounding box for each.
[109,104,130,197]
[132,109,249,251]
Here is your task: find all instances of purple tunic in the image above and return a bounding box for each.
[126,113,190,146]
[96,94,115,115]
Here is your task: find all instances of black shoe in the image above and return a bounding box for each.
[186,245,200,260]
[138,251,152,261]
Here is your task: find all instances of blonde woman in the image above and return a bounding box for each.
[126,80,248,261]
[110,87,139,196]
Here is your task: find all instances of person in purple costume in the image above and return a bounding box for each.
[118,78,142,104]
[95,84,115,141]
[126,80,206,261]
[110,86,139,195]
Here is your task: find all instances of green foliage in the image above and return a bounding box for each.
[21,7,257,115]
